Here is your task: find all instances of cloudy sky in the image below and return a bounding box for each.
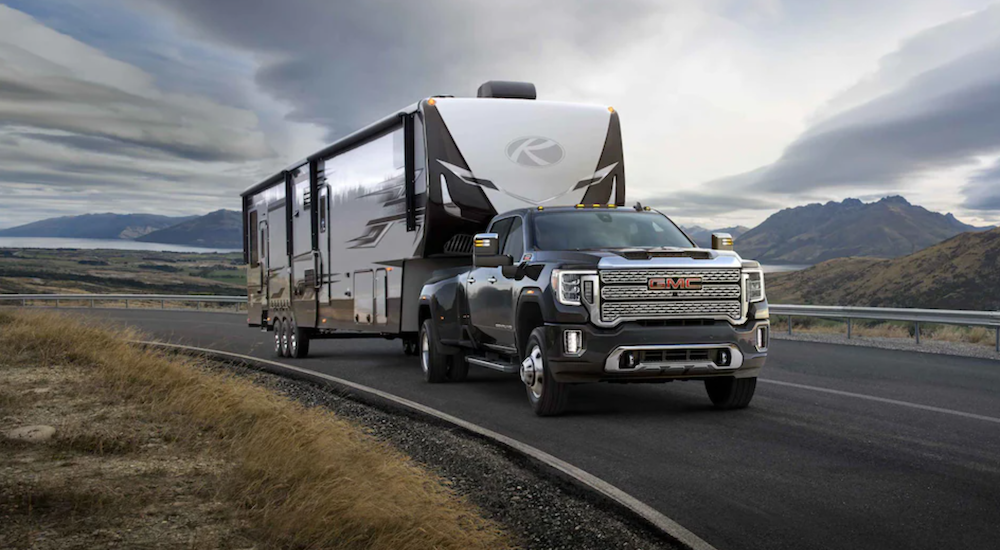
[1,0,999,230]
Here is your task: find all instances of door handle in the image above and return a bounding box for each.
[468,277,476,284]
[487,276,497,284]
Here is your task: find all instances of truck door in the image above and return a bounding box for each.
[467,217,514,343]
[492,217,523,347]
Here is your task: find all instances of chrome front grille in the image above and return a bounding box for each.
[600,269,741,284]
[601,285,741,301]
[598,268,744,324]
[601,301,742,322]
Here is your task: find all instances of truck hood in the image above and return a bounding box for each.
[546,248,753,270]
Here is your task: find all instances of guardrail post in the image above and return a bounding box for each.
[847,318,852,339]
[787,315,793,335]
[22,298,26,307]
[197,301,202,311]
[161,299,165,310]
[125,299,129,309]
[995,326,999,353]
[90,299,94,308]
[56,299,60,308]
[915,322,920,345]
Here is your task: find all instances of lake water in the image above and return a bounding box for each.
[761,264,811,273]
[0,237,239,254]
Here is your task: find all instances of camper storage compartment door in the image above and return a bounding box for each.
[353,270,374,324]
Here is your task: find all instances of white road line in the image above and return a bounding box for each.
[760,379,1000,424]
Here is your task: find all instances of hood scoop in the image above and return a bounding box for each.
[614,249,712,261]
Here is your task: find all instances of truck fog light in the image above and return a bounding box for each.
[718,349,732,366]
[564,330,583,356]
[619,351,636,370]
[756,326,768,351]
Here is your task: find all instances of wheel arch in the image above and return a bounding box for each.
[516,290,546,356]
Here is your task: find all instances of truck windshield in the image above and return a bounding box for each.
[532,211,694,250]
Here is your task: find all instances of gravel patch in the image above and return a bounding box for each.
[772,331,1000,361]
[202,359,683,550]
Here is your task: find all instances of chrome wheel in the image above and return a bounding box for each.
[289,320,298,357]
[522,344,544,399]
[273,320,282,356]
[280,321,290,356]
[420,330,430,374]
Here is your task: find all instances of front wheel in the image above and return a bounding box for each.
[705,377,757,409]
[522,328,568,416]
[419,319,449,383]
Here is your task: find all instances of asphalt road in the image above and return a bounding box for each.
[86,309,1000,550]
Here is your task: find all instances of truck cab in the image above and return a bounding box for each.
[418,204,769,416]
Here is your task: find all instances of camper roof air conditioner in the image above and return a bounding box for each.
[477,81,536,100]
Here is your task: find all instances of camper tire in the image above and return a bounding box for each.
[273,318,285,357]
[287,316,311,359]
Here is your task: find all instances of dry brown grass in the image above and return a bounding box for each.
[0,310,509,550]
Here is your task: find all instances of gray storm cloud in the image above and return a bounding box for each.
[0,4,280,226]
[144,0,673,140]
[962,159,1000,210]
[706,5,1000,211]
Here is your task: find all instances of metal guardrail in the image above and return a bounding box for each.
[0,293,246,312]
[769,304,1000,352]
[3,294,998,351]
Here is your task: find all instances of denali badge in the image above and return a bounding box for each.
[648,277,702,290]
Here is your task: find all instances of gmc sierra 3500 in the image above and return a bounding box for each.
[418,204,769,416]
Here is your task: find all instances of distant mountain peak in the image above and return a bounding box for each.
[735,195,981,264]
[136,209,241,249]
[878,195,911,205]
[0,213,196,240]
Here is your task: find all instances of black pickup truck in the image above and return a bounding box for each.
[417,204,769,416]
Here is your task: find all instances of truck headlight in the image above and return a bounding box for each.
[744,270,765,303]
[552,270,594,306]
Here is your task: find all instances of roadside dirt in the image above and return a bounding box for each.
[0,363,254,549]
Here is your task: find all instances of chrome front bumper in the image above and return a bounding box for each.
[603,343,744,374]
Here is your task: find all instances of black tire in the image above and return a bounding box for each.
[273,318,284,357]
[448,349,469,382]
[288,317,310,359]
[523,328,568,416]
[402,336,418,356]
[419,319,449,383]
[705,377,757,409]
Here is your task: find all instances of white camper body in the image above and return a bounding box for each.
[242,83,626,350]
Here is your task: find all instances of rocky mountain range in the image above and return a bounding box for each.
[0,213,196,240]
[136,209,242,249]
[0,210,240,249]
[735,196,988,263]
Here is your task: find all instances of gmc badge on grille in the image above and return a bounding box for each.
[648,277,702,290]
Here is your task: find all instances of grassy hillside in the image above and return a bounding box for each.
[0,248,244,295]
[766,227,1000,310]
